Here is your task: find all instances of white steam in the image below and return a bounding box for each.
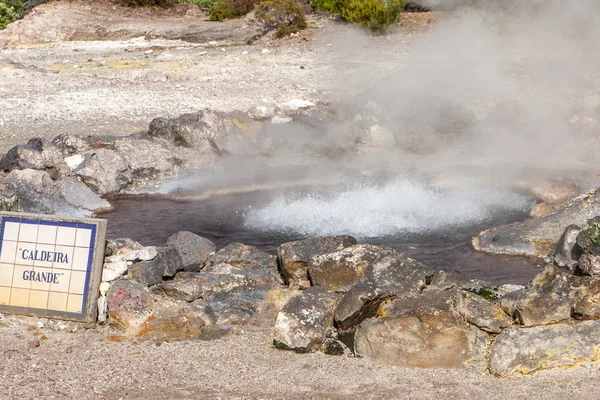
[244,179,532,238]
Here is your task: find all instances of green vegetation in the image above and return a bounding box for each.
[310,0,405,33]
[579,220,600,251]
[255,0,307,38]
[179,0,221,8]
[465,287,499,302]
[210,0,259,21]
[0,0,24,30]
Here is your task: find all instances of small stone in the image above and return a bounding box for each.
[262,48,270,54]
[99,281,111,296]
[97,296,108,324]
[144,50,153,55]
[271,116,293,124]
[28,338,40,349]
[36,321,44,329]
[121,246,158,261]
[242,51,249,55]
[64,154,84,171]
[102,261,128,282]
[279,99,315,114]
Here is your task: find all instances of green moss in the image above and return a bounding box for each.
[464,287,498,302]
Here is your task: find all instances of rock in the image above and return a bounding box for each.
[278,235,357,288]
[428,269,495,295]
[172,271,250,297]
[129,246,183,286]
[97,295,108,324]
[106,279,154,335]
[204,262,281,288]
[99,282,111,296]
[578,253,600,277]
[102,261,128,282]
[489,321,600,376]
[307,244,396,292]
[52,134,90,156]
[74,149,132,194]
[120,246,158,261]
[207,286,270,326]
[334,254,432,332]
[0,138,67,177]
[57,177,112,212]
[248,100,276,120]
[105,238,144,257]
[28,338,41,349]
[553,224,582,270]
[166,231,215,272]
[473,189,600,257]
[279,99,314,114]
[453,291,513,333]
[169,110,234,153]
[212,242,277,269]
[147,117,175,141]
[114,137,182,181]
[499,265,572,326]
[273,287,342,353]
[152,280,203,302]
[271,116,292,124]
[354,288,490,369]
[136,299,215,342]
[571,277,600,319]
[576,216,600,253]
[357,125,396,151]
[64,154,85,171]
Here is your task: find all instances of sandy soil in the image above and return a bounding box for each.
[1,2,599,399]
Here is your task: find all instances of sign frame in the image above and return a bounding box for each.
[0,211,107,323]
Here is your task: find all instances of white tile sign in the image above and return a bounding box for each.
[0,212,106,322]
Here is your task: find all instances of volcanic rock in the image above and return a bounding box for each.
[128,246,182,286]
[553,224,582,270]
[73,148,132,195]
[452,290,513,333]
[212,242,277,269]
[353,288,490,369]
[166,231,215,272]
[489,321,600,376]
[105,238,144,257]
[278,235,357,288]
[334,253,432,332]
[0,138,68,177]
[307,244,396,292]
[106,279,154,335]
[273,287,342,353]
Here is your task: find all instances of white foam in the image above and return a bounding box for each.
[244,179,532,238]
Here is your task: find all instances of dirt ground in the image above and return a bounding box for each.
[1,2,600,399]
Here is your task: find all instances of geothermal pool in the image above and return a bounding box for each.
[103,179,543,285]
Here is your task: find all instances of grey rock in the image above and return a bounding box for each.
[74,149,132,194]
[278,235,357,288]
[578,253,600,277]
[273,287,342,353]
[576,216,600,253]
[552,224,582,270]
[51,134,91,156]
[473,189,600,258]
[147,117,175,141]
[207,286,270,326]
[166,231,215,272]
[172,271,250,299]
[0,138,68,177]
[58,177,112,212]
[204,261,281,288]
[570,276,600,319]
[152,280,204,302]
[453,290,513,333]
[334,254,432,332]
[307,244,396,292]
[489,321,600,376]
[212,242,277,269]
[429,269,495,294]
[354,288,490,369]
[105,238,144,257]
[114,137,182,180]
[128,247,182,287]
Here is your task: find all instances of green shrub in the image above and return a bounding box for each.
[310,0,404,33]
[179,0,221,8]
[210,0,260,21]
[0,0,25,30]
[120,0,178,7]
[255,0,307,38]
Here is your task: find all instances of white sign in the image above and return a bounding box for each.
[0,212,106,322]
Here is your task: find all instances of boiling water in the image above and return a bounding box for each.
[103,180,543,285]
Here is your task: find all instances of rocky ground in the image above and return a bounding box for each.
[2,2,600,399]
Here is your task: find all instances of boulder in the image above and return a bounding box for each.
[142,299,214,339]
[428,269,495,295]
[171,271,250,299]
[51,134,91,156]
[166,231,215,272]
[212,242,277,269]
[0,138,68,177]
[105,238,144,257]
[57,177,112,212]
[151,279,204,302]
[74,149,132,194]
[307,244,396,292]
[207,286,271,326]
[204,261,281,288]
[114,137,182,180]
[106,279,154,335]
[489,321,600,376]
[354,288,490,369]
[334,254,432,332]
[248,100,276,120]
[499,265,573,326]
[273,287,342,353]
[452,291,513,333]
[278,235,357,288]
[136,298,215,342]
[128,246,183,286]
[578,253,600,277]
[473,189,600,257]
[570,277,600,319]
[147,117,175,141]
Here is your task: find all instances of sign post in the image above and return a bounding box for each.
[0,212,107,323]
